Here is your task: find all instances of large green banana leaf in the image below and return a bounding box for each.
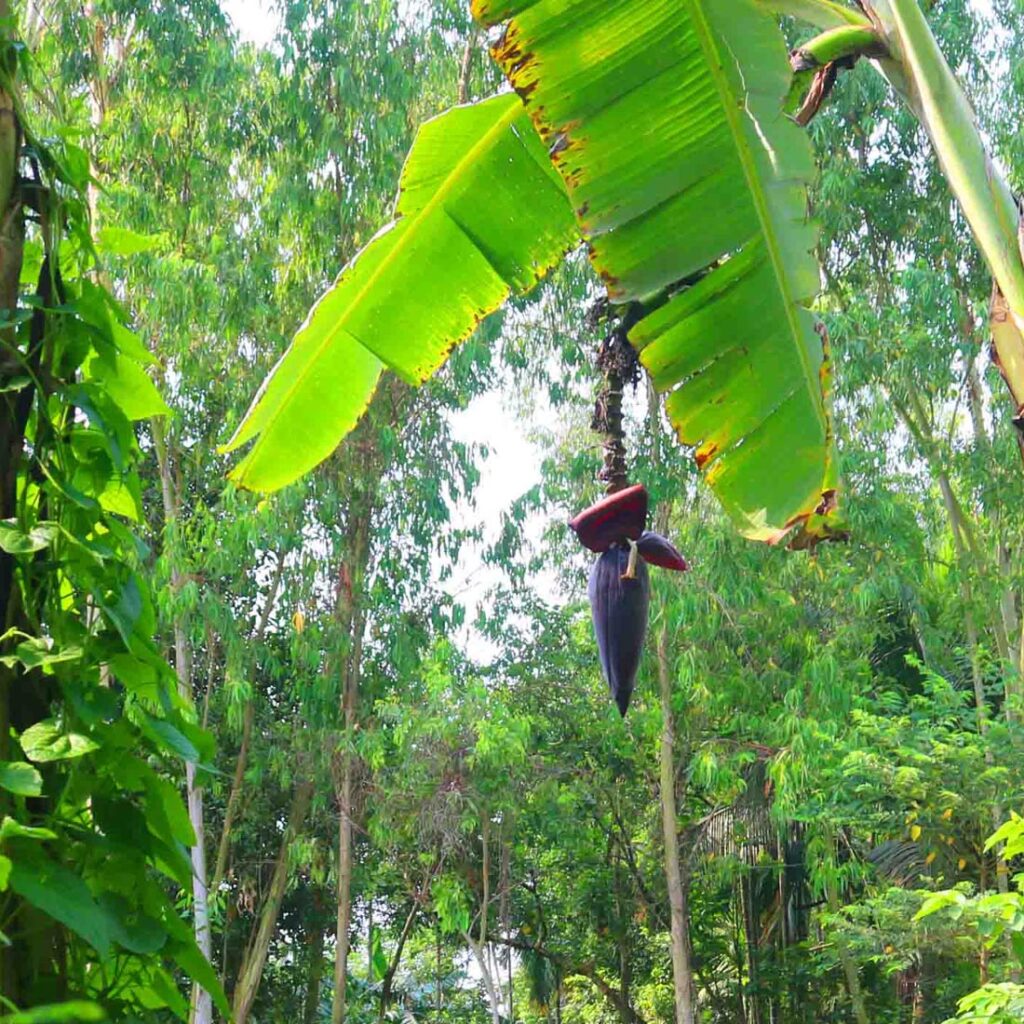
[223,92,577,492]
[475,0,843,543]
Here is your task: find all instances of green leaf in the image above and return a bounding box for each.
[96,475,143,522]
[985,815,1024,855]
[915,890,965,921]
[20,721,99,763]
[168,938,230,1017]
[56,142,91,191]
[143,774,196,847]
[8,851,112,956]
[98,893,167,956]
[0,855,10,891]
[0,1002,106,1024]
[100,575,144,648]
[109,653,159,698]
[97,226,166,257]
[0,762,43,797]
[0,520,58,555]
[476,0,842,543]
[139,713,200,763]
[225,91,577,492]
[0,636,84,672]
[0,818,57,843]
[85,351,170,421]
[370,928,389,982]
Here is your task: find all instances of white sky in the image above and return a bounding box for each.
[223,0,277,48]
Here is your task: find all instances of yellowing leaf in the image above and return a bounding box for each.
[910,824,922,841]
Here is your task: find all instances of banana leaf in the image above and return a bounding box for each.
[224,92,577,492]
[475,0,843,543]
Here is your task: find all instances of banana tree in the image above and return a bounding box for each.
[224,0,1024,546]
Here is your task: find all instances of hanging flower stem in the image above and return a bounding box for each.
[591,305,641,495]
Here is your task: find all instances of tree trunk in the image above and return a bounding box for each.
[656,624,696,1024]
[210,553,286,895]
[0,0,22,825]
[232,779,315,1024]
[0,13,24,935]
[826,881,869,1024]
[304,916,327,1024]
[741,876,763,1024]
[380,902,418,1017]
[894,394,1018,969]
[498,937,645,1024]
[333,743,356,1024]
[332,499,374,1024]
[187,758,212,1024]
[153,415,213,1024]
[614,856,633,1024]
[467,936,503,1024]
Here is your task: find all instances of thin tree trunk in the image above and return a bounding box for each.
[333,708,357,1024]
[911,975,925,1022]
[497,937,646,1024]
[0,0,27,1000]
[470,810,502,1024]
[741,876,763,1024]
[436,924,443,1014]
[457,29,478,104]
[187,759,211,1024]
[0,0,21,754]
[826,881,869,1024]
[304,915,327,1024]
[210,552,286,894]
[332,501,373,1024]
[965,359,1022,710]
[614,855,633,1024]
[232,779,315,1024]
[152,415,213,1024]
[657,624,696,1024]
[500,831,513,1024]
[380,902,418,1017]
[467,935,503,1024]
[893,395,1017,948]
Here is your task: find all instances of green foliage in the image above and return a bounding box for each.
[224,88,576,491]
[8,2,1024,1024]
[0,10,224,1018]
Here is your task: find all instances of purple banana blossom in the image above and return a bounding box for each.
[570,485,688,716]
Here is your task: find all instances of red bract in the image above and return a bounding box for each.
[636,531,689,572]
[568,484,648,553]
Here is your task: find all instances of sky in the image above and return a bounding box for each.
[223,0,277,48]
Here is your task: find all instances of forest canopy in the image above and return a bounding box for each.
[1,2,1024,1024]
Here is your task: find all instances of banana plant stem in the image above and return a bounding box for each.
[791,24,885,69]
[870,0,1024,410]
[759,0,872,30]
